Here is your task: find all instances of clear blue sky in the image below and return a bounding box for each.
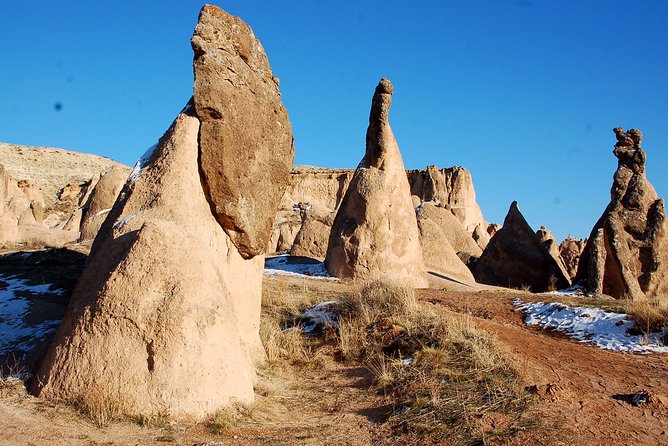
[2,1,667,242]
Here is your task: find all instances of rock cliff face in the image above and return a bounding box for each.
[325,79,427,287]
[576,128,668,300]
[268,164,487,256]
[474,201,570,291]
[78,165,129,241]
[559,236,586,280]
[0,143,129,248]
[34,5,293,419]
[536,226,571,282]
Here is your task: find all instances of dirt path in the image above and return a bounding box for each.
[421,288,668,445]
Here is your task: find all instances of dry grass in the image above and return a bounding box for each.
[334,281,533,444]
[625,297,668,343]
[73,386,128,428]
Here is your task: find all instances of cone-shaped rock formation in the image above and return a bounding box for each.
[474,202,570,291]
[325,79,427,287]
[576,128,668,299]
[33,5,294,419]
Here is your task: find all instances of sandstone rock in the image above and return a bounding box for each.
[474,201,570,291]
[408,165,485,232]
[78,165,129,241]
[536,226,571,282]
[472,223,491,250]
[290,203,336,259]
[34,105,261,419]
[325,79,427,287]
[416,202,482,262]
[559,236,586,280]
[192,4,294,259]
[576,128,668,300]
[34,5,294,419]
[416,206,475,282]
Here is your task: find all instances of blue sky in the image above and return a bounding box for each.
[1,1,667,242]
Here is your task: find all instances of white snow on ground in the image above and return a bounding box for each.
[264,255,337,281]
[542,284,589,297]
[301,301,338,335]
[87,208,112,221]
[0,275,64,355]
[514,298,668,353]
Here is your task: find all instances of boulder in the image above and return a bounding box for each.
[193,5,294,259]
[325,79,428,287]
[34,5,294,419]
[559,236,586,280]
[474,201,570,291]
[576,128,668,300]
[78,165,129,241]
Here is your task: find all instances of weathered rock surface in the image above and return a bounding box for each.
[0,143,129,247]
[35,5,294,419]
[325,79,427,287]
[416,202,482,264]
[78,165,129,241]
[576,128,668,300]
[193,4,294,259]
[474,202,570,291]
[559,236,586,280]
[408,165,485,232]
[416,203,475,282]
[536,226,571,282]
[290,203,335,259]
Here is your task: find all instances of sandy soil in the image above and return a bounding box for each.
[1,270,666,445]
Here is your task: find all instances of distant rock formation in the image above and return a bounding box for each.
[416,203,475,282]
[34,5,294,419]
[408,166,485,232]
[0,143,129,248]
[290,203,335,259]
[325,78,427,287]
[559,236,586,280]
[416,202,482,267]
[536,226,571,282]
[576,128,668,300]
[193,5,294,258]
[78,165,129,241]
[474,201,570,291]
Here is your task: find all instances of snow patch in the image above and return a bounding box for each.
[129,143,158,183]
[0,275,63,355]
[113,212,142,231]
[301,301,338,335]
[542,284,589,297]
[87,207,112,221]
[264,255,337,281]
[514,298,668,353]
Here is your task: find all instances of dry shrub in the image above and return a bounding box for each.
[74,385,128,427]
[625,297,668,343]
[336,281,532,445]
[259,277,333,366]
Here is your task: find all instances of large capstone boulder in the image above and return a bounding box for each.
[325,78,427,287]
[576,128,668,300]
[474,201,570,291]
[192,5,294,259]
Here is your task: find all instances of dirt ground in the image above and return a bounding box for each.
[1,269,666,445]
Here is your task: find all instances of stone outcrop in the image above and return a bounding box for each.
[559,236,586,280]
[78,165,129,241]
[536,226,570,282]
[290,203,335,259]
[0,142,130,247]
[193,5,294,259]
[416,202,482,262]
[408,166,485,232]
[34,5,293,419]
[576,128,668,300]
[474,201,570,291]
[416,204,475,282]
[325,79,427,287]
